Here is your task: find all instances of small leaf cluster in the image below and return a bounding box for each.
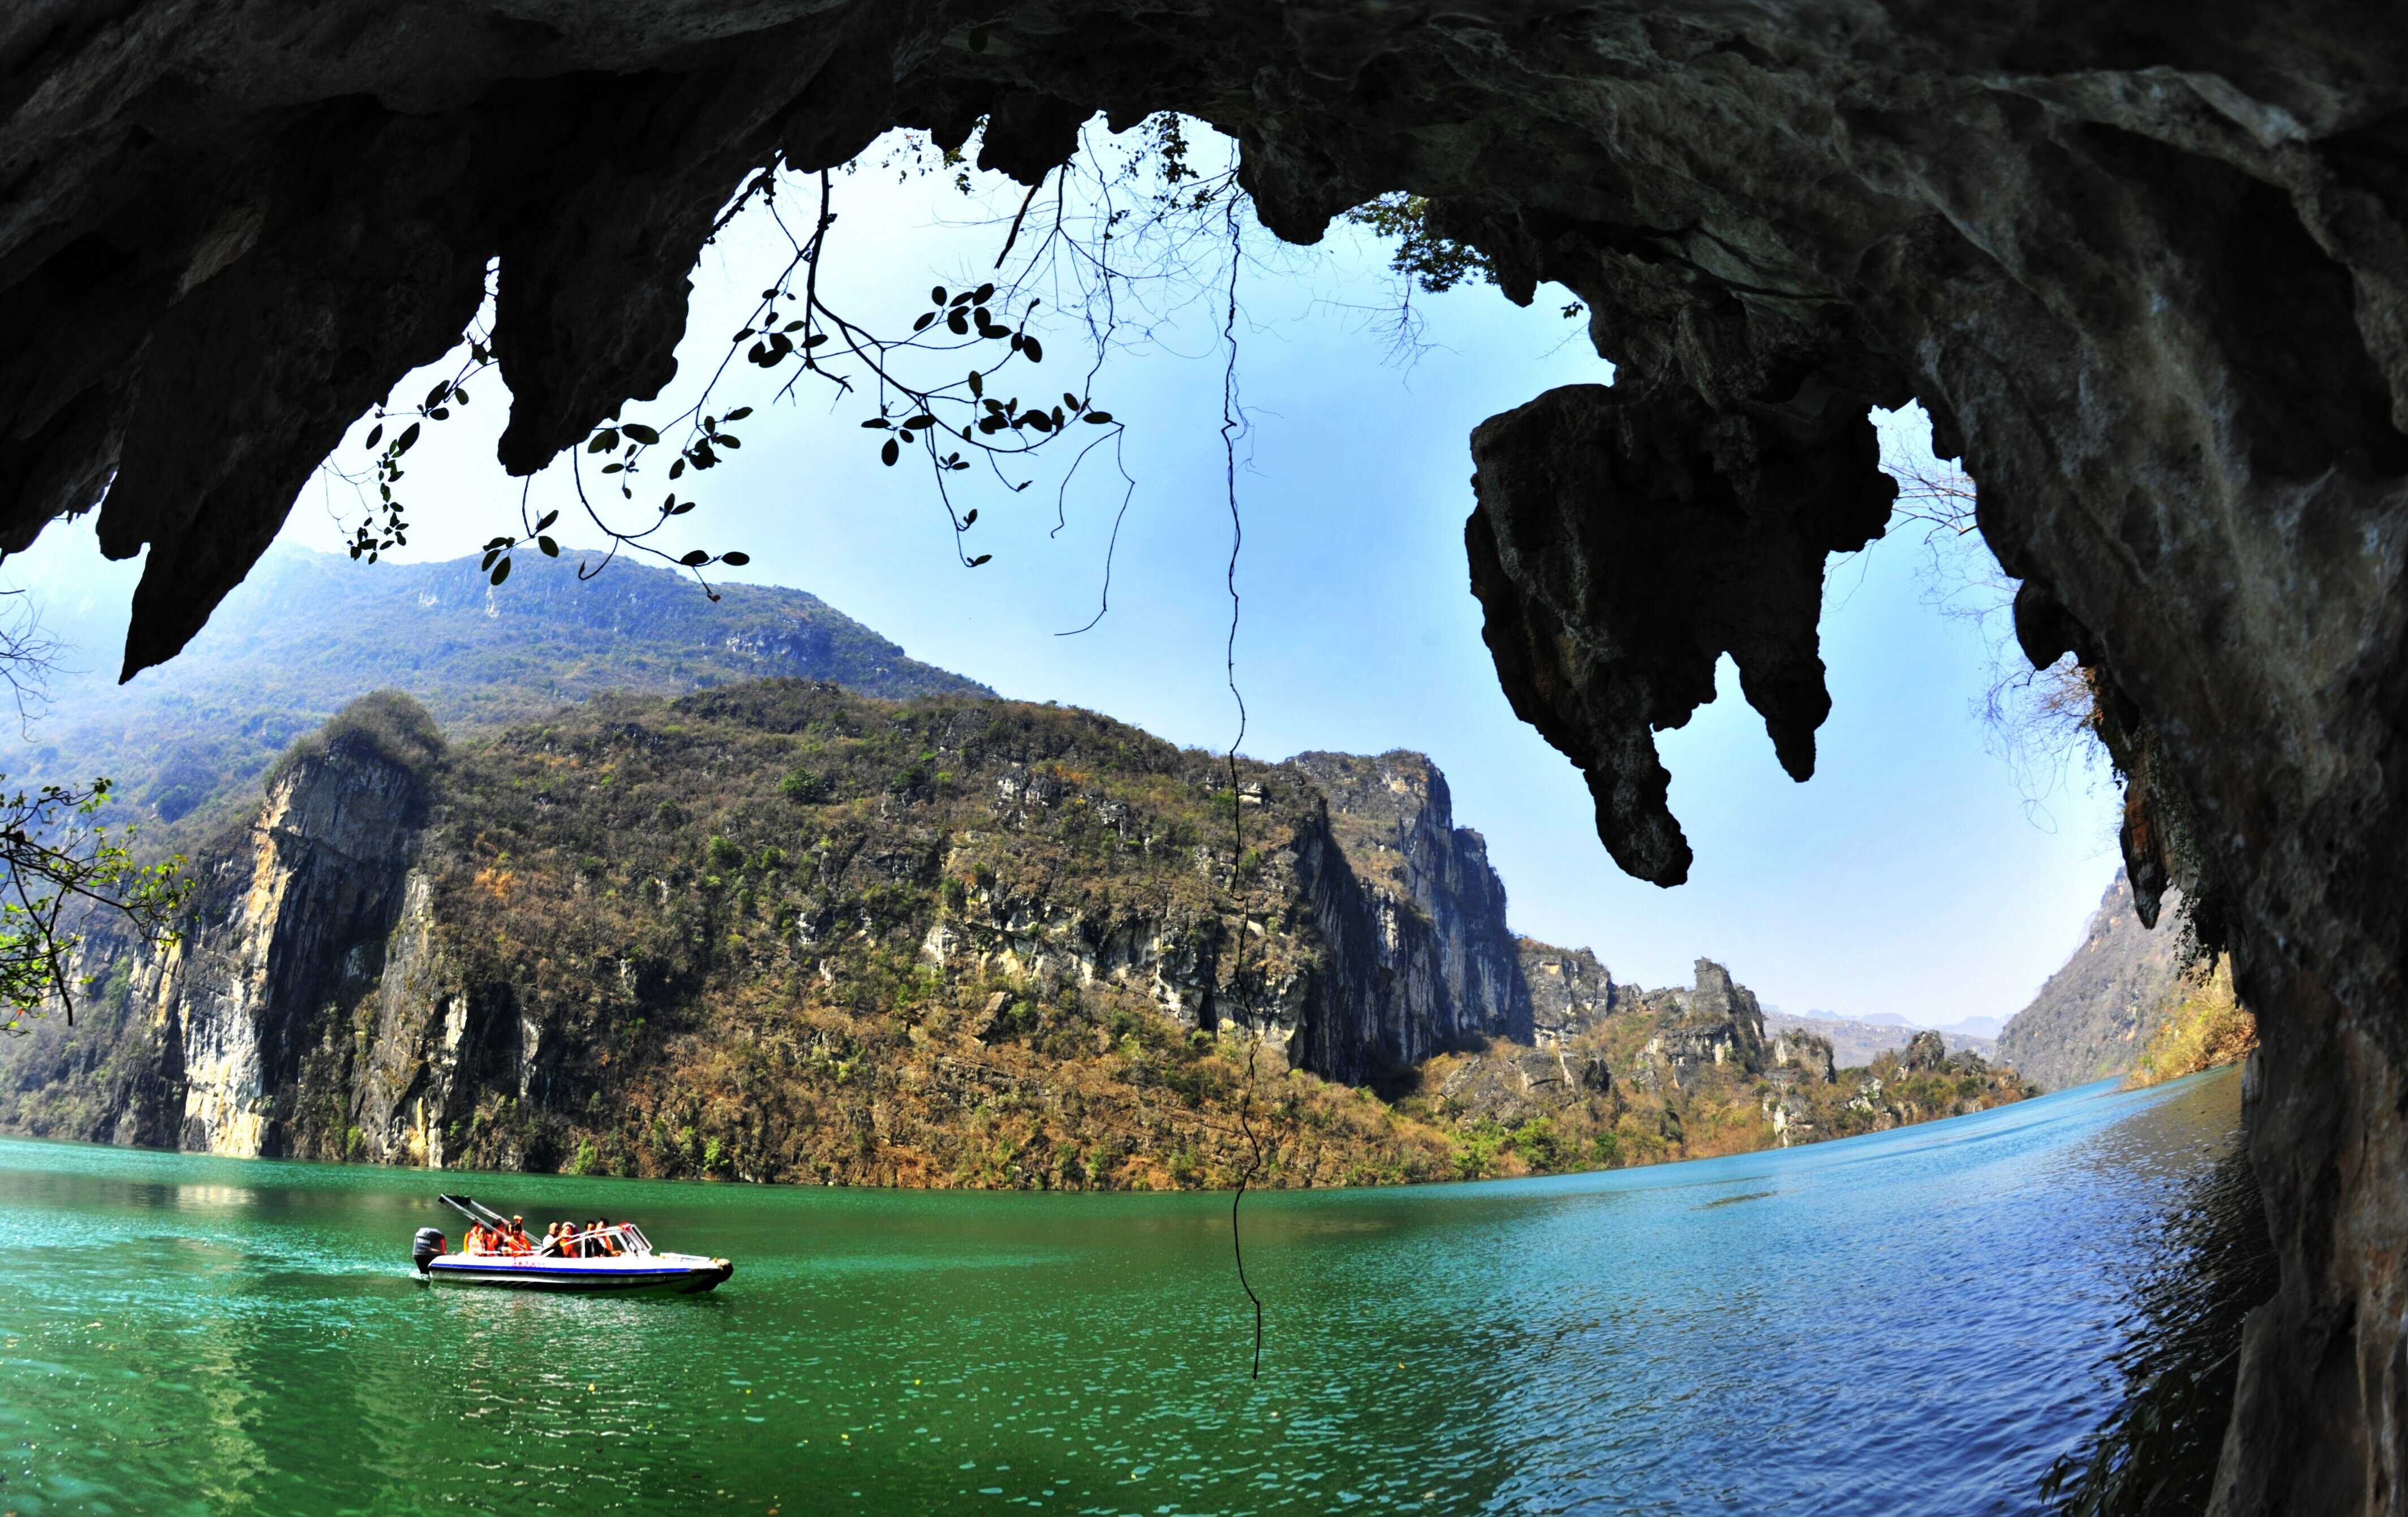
[1342,193,1494,296]
[349,346,493,563]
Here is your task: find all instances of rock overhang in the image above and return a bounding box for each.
[5,5,2408,1506]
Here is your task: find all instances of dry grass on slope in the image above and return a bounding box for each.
[2126,960,2256,1089]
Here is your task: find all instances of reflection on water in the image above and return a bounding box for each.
[0,1067,2252,1514]
[2040,1109,2274,1512]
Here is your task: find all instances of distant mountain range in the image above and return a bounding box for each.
[1856,1010,2006,1039]
[1762,1010,1998,1067]
[17,546,988,844]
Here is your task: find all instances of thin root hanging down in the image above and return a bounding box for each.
[1216,195,1266,1384]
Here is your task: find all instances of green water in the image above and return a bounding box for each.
[0,1070,2248,1515]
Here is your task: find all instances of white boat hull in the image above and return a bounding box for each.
[423,1250,733,1294]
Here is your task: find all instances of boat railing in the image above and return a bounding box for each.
[439,1204,662,1259]
[535,1222,654,1258]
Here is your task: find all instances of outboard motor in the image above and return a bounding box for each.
[412,1227,447,1274]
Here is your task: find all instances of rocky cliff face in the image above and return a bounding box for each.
[163,743,432,1156]
[1,724,451,1159]
[1632,959,1772,1091]
[1998,872,2191,1091]
[1,684,1605,1179]
[1520,939,1622,1045]
[1403,955,2027,1162]
[1286,752,1533,1074]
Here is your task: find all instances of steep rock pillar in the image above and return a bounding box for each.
[156,737,433,1156]
[1287,750,1536,1075]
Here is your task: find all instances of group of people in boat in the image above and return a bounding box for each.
[461,1214,627,1259]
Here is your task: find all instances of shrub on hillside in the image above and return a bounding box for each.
[268,690,446,787]
[2128,959,2255,1088]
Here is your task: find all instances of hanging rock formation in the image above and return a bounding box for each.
[1,3,2405,1507]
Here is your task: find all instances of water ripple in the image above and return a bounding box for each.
[0,1071,2245,1515]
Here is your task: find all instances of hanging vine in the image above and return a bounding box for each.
[326,137,1162,601]
[1214,191,1269,1382]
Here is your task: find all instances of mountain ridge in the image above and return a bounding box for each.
[0,682,2033,1186]
[1996,872,2190,1090]
[0,557,2040,1184]
[19,545,988,844]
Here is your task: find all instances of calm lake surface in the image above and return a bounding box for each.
[0,1068,2246,1515]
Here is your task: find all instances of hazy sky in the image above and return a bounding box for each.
[12,131,2124,1027]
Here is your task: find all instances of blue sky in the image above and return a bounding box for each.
[12,131,2123,1028]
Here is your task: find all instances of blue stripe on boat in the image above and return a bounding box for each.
[429,1264,698,1277]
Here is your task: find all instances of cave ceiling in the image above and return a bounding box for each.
[5,6,2408,1507]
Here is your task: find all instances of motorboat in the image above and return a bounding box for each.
[411,1193,733,1294]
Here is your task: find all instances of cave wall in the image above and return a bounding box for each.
[4,3,2407,1508]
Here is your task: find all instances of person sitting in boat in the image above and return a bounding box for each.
[465,1222,491,1255]
[505,1217,534,1255]
[557,1221,582,1259]
[590,1219,622,1256]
